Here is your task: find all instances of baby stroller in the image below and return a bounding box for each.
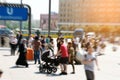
[39,49,60,74]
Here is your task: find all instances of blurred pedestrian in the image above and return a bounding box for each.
[32,36,41,64]
[71,38,77,53]
[48,38,54,54]
[0,69,3,78]
[46,35,51,44]
[82,46,100,80]
[16,39,28,67]
[57,37,61,51]
[28,35,34,48]
[1,36,5,47]
[16,31,23,47]
[35,30,40,38]
[67,42,75,74]
[40,36,46,52]
[55,40,68,75]
[9,35,17,56]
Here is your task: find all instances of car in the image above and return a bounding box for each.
[0,28,14,37]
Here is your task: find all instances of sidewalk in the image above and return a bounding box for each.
[0,44,120,80]
[0,47,10,50]
[0,50,86,80]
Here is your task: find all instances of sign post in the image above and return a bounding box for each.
[20,0,23,32]
[48,0,51,36]
[0,6,28,21]
[0,3,31,37]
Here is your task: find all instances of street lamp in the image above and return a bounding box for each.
[48,0,51,36]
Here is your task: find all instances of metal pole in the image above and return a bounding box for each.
[28,5,31,37]
[21,0,23,4]
[20,0,23,32]
[25,4,31,37]
[48,0,51,36]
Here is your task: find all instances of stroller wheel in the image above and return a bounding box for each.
[39,64,43,72]
[47,68,52,74]
[39,64,46,73]
[52,67,57,73]
[42,68,46,73]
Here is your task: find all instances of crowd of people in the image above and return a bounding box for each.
[7,31,107,80]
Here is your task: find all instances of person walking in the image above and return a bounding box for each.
[55,40,68,75]
[67,42,75,74]
[82,46,100,80]
[16,39,28,67]
[1,36,5,47]
[9,35,17,56]
[28,35,34,48]
[0,69,3,78]
[32,36,41,64]
[56,37,61,51]
[16,31,23,48]
[40,36,46,52]
[48,38,54,54]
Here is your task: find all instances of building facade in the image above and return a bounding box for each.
[59,0,120,25]
[40,12,58,30]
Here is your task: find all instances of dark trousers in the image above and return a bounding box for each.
[34,50,40,64]
[10,43,17,56]
[85,70,94,80]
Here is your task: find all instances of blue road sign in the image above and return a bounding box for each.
[0,6,28,21]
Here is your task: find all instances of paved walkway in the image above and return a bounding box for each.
[0,43,120,80]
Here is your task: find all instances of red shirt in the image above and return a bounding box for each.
[60,44,68,57]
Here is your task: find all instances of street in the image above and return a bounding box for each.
[0,42,120,80]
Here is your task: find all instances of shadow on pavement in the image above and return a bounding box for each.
[35,72,46,74]
[47,73,60,77]
[118,63,120,65]
[10,66,27,69]
[34,72,60,76]
[3,55,12,56]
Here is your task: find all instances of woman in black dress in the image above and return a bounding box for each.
[16,39,28,67]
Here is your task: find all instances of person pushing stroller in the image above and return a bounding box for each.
[39,44,60,74]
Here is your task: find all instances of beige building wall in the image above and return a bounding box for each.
[59,0,120,24]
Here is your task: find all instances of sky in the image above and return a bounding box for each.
[2,0,59,20]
